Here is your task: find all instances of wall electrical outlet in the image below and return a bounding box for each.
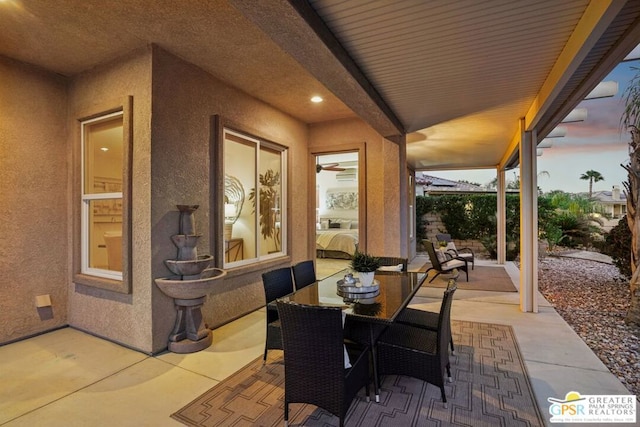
[35,294,52,308]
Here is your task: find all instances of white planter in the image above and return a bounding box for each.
[358,271,375,287]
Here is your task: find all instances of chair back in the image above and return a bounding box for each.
[292,260,316,290]
[262,267,294,305]
[435,233,452,243]
[276,301,347,410]
[437,279,457,357]
[436,233,458,252]
[424,240,444,270]
[375,256,408,272]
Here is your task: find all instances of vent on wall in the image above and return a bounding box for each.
[336,168,357,181]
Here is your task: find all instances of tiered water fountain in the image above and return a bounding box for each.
[155,205,226,353]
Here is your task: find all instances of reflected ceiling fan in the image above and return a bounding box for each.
[316,160,346,173]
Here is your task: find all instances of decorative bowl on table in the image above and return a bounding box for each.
[337,278,380,302]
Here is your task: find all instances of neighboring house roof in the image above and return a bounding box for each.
[417,174,486,193]
[591,189,627,205]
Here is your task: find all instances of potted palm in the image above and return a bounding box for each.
[350,250,380,287]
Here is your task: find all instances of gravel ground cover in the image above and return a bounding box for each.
[537,256,640,397]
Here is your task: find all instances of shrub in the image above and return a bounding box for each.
[602,216,632,278]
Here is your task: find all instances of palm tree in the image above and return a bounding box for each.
[579,170,604,198]
[620,66,640,327]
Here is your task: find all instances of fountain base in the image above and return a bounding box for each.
[166,296,213,353]
[155,268,227,353]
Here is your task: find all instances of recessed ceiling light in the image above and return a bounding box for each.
[100,147,109,152]
[311,96,323,103]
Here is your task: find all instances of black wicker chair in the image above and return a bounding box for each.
[374,256,408,272]
[435,233,475,269]
[292,260,316,290]
[261,266,294,363]
[276,300,370,427]
[396,278,456,353]
[424,240,468,282]
[376,281,457,407]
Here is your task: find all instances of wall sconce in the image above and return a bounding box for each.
[224,175,244,240]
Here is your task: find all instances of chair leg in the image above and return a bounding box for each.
[263,346,268,364]
[446,363,453,382]
[284,401,289,426]
[450,336,455,354]
[440,385,448,408]
[464,269,469,281]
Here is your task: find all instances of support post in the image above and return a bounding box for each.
[519,121,538,313]
[496,167,506,264]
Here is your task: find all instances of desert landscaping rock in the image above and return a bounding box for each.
[537,256,640,398]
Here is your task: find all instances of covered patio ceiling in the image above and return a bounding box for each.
[2,1,640,171]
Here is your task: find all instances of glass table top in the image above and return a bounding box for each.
[280,269,427,323]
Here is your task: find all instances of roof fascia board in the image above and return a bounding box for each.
[502,0,624,169]
[499,118,524,170]
[229,0,405,138]
[523,0,624,132]
[539,13,640,138]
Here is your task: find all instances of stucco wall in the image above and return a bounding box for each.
[309,118,404,257]
[150,47,309,352]
[66,48,154,352]
[2,46,398,353]
[0,56,69,343]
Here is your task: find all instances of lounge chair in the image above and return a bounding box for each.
[424,240,469,282]
[435,233,475,269]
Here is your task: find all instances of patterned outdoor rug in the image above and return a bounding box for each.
[172,321,544,426]
[419,264,517,292]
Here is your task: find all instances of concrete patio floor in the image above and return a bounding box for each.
[0,257,632,426]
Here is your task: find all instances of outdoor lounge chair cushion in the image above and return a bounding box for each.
[443,258,465,268]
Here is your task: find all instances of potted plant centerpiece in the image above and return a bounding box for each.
[350,250,381,287]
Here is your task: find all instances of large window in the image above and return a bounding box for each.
[223,128,287,267]
[81,111,124,280]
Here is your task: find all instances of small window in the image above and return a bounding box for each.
[81,112,124,280]
[223,128,287,267]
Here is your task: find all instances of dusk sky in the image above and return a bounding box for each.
[430,58,640,195]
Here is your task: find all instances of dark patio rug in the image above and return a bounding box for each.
[171,320,544,426]
[419,264,517,292]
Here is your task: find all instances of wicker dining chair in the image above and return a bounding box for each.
[376,282,457,407]
[292,260,316,290]
[261,266,294,363]
[276,300,370,427]
[396,278,456,353]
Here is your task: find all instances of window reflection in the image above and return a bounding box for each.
[224,128,286,266]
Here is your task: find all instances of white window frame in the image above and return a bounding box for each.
[80,111,123,281]
[223,128,287,268]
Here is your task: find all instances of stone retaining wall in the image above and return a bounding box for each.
[421,212,490,258]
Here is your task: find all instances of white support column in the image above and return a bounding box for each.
[496,167,506,264]
[519,121,538,313]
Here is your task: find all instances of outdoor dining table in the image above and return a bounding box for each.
[277,268,427,401]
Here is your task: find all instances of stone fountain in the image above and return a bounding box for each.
[155,205,226,353]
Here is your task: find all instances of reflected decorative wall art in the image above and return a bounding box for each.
[325,188,358,210]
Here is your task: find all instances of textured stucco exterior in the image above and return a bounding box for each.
[149,47,310,351]
[1,47,406,354]
[0,56,69,343]
[66,47,154,352]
